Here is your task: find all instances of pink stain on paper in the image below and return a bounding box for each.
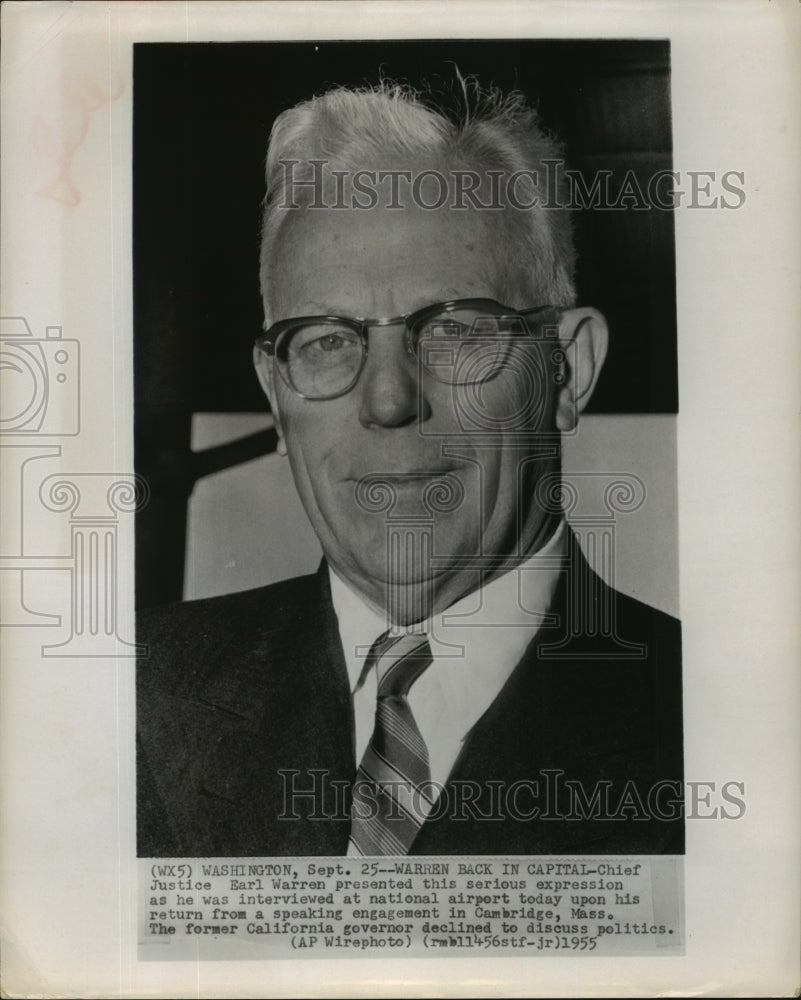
[30,71,126,207]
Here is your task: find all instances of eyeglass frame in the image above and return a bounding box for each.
[254,297,563,401]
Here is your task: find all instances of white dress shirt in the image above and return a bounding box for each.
[329,520,566,841]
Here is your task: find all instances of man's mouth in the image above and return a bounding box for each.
[347,465,463,481]
[350,468,467,515]
[384,468,459,478]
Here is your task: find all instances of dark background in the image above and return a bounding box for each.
[134,39,677,609]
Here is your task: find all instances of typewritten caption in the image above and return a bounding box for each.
[139,855,683,959]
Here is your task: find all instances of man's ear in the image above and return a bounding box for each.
[253,346,287,456]
[554,307,609,432]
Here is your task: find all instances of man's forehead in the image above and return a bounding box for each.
[270,204,514,316]
[278,185,502,238]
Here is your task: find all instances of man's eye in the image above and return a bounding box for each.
[292,327,358,356]
[421,319,472,338]
[308,333,347,352]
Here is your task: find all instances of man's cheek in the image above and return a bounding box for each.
[282,411,329,464]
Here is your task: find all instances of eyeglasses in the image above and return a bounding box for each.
[254,298,561,400]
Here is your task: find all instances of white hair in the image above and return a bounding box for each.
[259,78,577,323]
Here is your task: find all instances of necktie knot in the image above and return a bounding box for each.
[371,631,433,697]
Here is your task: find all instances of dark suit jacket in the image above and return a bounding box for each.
[137,536,683,856]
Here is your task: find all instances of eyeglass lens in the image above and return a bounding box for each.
[275,306,532,399]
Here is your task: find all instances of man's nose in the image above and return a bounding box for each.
[357,329,431,428]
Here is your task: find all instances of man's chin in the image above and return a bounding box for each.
[349,556,442,591]
[330,530,482,620]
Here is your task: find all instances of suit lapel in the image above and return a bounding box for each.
[191,566,355,855]
[412,537,669,855]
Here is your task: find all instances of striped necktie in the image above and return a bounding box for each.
[349,631,434,856]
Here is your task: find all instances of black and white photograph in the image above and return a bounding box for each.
[134,40,684,860]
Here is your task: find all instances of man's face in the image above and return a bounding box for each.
[259,195,565,619]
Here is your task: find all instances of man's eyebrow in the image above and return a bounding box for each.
[403,290,492,312]
[407,289,497,312]
[290,300,338,316]
[291,290,488,319]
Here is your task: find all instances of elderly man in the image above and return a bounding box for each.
[137,81,683,858]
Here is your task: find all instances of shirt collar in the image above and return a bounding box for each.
[329,520,566,694]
